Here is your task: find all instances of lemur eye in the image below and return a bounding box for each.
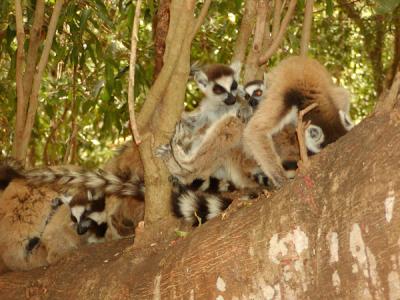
[213,84,226,95]
[254,89,263,97]
[231,80,238,91]
[70,214,77,223]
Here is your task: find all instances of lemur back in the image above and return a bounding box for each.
[243,56,354,187]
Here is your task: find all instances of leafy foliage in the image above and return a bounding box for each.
[0,0,398,165]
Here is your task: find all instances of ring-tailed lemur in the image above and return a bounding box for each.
[157,78,328,225]
[243,56,354,188]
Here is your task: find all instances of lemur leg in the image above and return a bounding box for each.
[243,101,296,188]
[171,114,245,173]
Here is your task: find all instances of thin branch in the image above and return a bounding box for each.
[300,0,314,56]
[153,0,171,80]
[23,0,45,103]
[258,0,297,66]
[128,0,143,145]
[13,0,26,159]
[19,0,64,160]
[232,0,257,63]
[190,0,212,42]
[296,103,318,169]
[43,100,70,165]
[272,0,282,40]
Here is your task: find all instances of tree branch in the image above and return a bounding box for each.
[23,0,45,105]
[300,0,314,56]
[258,0,297,66]
[296,103,318,170]
[232,0,257,63]
[243,0,269,82]
[271,0,282,40]
[13,0,26,159]
[128,0,143,145]
[18,0,64,161]
[153,0,170,80]
[190,0,212,42]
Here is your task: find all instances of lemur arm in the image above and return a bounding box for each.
[171,114,244,172]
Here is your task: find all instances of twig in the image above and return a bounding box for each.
[128,0,143,145]
[13,0,26,159]
[258,0,297,66]
[19,0,64,160]
[190,0,212,41]
[296,103,318,169]
[300,0,314,56]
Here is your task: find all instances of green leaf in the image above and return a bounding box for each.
[80,9,92,35]
[326,0,334,16]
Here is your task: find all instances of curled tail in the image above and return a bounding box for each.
[0,159,144,199]
[171,180,232,226]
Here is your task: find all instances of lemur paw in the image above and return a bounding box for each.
[236,104,253,123]
[154,144,171,158]
[270,170,288,189]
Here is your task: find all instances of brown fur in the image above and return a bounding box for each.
[204,64,234,81]
[165,113,302,189]
[243,56,351,187]
[0,180,87,272]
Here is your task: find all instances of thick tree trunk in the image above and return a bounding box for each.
[0,104,400,298]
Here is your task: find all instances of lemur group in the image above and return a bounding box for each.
[0,55,354,272]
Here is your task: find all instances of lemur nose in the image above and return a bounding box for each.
[224,93,236,105]
[249,97,259,107]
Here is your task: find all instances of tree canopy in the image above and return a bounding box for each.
[0,0,398,167]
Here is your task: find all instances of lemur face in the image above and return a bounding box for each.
[244,80,265,108]
[194,62,241,106]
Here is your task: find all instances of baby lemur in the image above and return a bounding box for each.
[243,56,353,188]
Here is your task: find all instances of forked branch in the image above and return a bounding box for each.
[296,103,318,170]
[258,0,297,65]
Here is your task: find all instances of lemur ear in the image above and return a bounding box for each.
[339,110,354,131]
[230,61,242,81]
[194,70,209,93]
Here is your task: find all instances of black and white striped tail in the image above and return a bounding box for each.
[0,159,145,199]
[171,181,232,226]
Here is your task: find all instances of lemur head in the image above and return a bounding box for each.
[244,80,265,108]
[194,62,241,106]
[66,190,107,236]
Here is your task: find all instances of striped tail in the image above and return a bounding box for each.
[0,159,144,199]
[171,180,232,226]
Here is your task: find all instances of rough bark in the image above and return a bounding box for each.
[137,0,211,226]
[232,0,257,64]
[153,0,171,81]
[1,101,400,299]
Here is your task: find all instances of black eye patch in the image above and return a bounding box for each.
[245,93,251,100]
[231,80,238,91]
[213,84,226,95]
